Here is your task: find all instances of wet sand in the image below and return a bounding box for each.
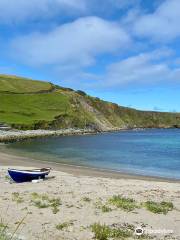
[0,151,179,183]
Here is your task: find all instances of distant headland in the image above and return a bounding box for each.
[0,74,180,137]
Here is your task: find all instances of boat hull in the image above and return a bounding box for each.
[8,169,50,183]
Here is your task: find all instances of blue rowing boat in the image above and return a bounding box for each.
[8,168,51,183]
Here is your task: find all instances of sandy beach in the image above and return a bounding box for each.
[0,152,180,240]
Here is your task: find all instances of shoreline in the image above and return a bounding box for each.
[0,128,98,143]
[0,151,179,183]
[0,127,178,143]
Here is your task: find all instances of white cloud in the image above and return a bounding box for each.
[122,8,141,26]
[0,0,86,23]
[134,0,180,41]
[105,56,168,86]
[97,49,180,88]
[0,0,138,24]
[44,48,180,90]
[10,17,131,67]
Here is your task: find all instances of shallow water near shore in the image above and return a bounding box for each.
[2,129,180,179]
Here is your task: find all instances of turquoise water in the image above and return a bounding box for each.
[4,129,180,179]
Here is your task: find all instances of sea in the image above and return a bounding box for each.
[2,129,180,180]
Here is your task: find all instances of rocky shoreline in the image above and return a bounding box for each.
[0,127,178,143]
[0,128,99,143]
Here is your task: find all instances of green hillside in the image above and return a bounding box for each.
[0,74,180,130]
[0,75,53,93]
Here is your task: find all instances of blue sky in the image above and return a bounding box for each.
[0,0,180,112]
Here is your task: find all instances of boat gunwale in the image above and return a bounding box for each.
[8,168,51,175]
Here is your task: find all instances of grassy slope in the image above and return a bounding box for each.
[0,75,180,130]
[0,74,52,93]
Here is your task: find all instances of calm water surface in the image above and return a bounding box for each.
[3,129,180,179]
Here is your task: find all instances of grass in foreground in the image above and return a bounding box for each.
[56,221,74,231]
[91,223,133,240]
[101,205,112,213]
[109,195,138,212]
[0,214,27,240]
[91,223,153,240]
[31,193,61,214]
[0,223,9,240]
[82,197,91,202]
[95,201,112,213]
[144,201,173,214]
[12,193,24,204]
